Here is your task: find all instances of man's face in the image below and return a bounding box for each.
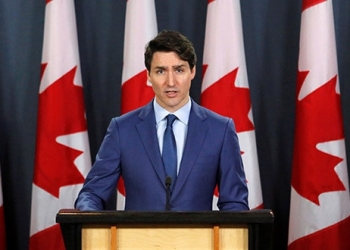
[148,51,196,113]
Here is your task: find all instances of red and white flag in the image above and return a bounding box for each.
[29,0,91,249]
[117,0,158,210]
[201,0,263,209]
[0,168,6,250]
[288,0,350,249]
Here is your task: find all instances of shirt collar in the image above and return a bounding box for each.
[154,98,191,125]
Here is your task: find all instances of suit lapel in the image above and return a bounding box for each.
[172,101,208,196]
[136,101,166,184]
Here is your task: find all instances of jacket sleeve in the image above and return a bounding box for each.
[75,118,121,210]
[217,118,250,211]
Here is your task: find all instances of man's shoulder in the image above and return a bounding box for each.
[192,101,230,123]
[112,101,153,124]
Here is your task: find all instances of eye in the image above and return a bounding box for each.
[176,68,184,73]
[156,69,164,74]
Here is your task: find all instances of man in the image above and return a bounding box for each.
[75,30,249,211]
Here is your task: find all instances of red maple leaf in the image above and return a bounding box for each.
[302,0,326,11]
[292,71,345,205]
[201,66,254,133]
[121,70,154,114]
[34,66,87,198]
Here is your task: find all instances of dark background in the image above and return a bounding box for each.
[1,0,350,249]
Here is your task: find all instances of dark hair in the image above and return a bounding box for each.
[144,30,197,71]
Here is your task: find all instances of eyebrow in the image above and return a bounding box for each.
[154,64,186,70]
[173,64,186,69]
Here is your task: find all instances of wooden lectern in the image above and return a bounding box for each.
[56,209,273,250]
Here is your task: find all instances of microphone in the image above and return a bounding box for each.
[165,176,172,211]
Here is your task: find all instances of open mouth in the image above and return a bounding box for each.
[165,90,177,96]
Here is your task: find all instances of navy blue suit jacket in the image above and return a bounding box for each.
[75,100,249,211]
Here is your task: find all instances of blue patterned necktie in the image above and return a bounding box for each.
[162,114,177,186]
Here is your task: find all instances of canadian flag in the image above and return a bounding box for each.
[201,0,263,209]
[29,0,91,249]
[0,168,6,250]
[288,0,350,249]
[117,0,157,210]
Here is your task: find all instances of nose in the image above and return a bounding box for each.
[167,72,176,86]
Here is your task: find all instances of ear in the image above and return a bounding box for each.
[147,70,151,83]
[191,66,196,80]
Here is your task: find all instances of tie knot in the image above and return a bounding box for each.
[166,114,177,127]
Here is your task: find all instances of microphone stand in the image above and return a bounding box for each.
[165,177,172,211]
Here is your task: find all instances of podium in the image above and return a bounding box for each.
[56,209,273,250]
